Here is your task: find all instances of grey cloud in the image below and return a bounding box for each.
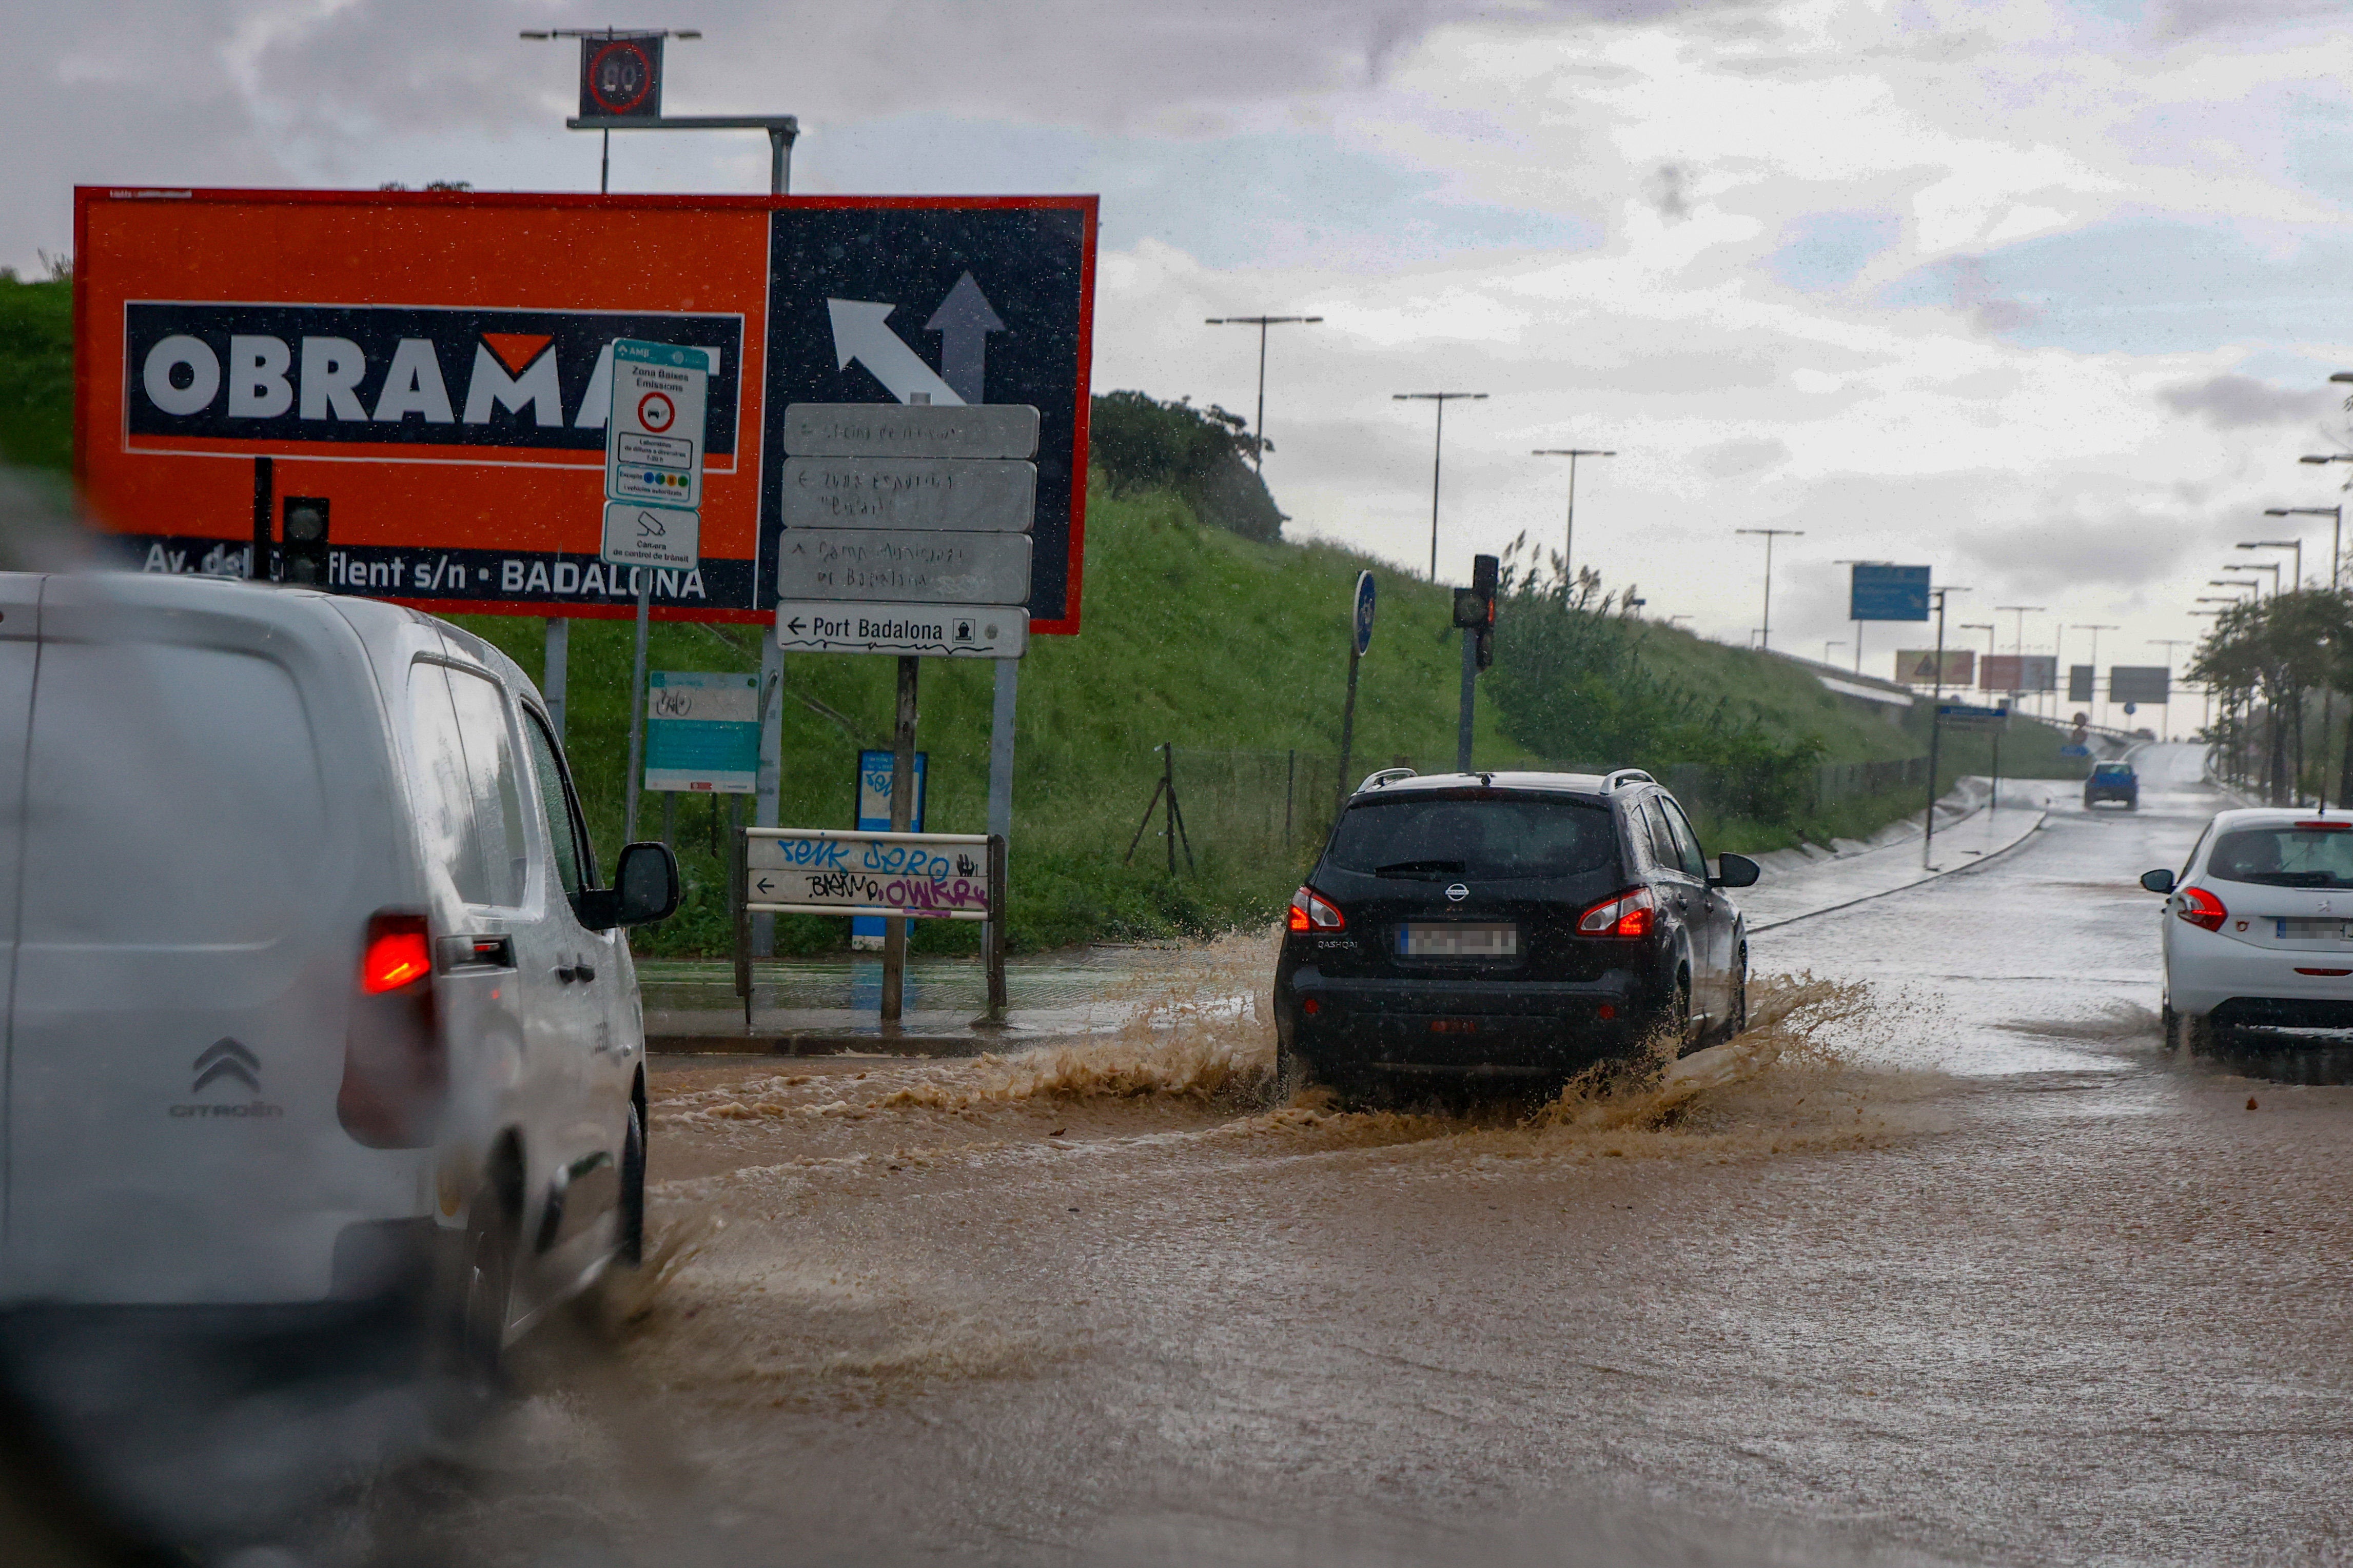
[1647,162,1691,221]
[1693,437,1788,477]
[1960,514,2204,593]
[2158,374,2334,430]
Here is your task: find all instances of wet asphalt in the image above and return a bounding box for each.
[379,744,2353,1567]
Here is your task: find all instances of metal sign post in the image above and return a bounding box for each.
[1335,570,1375,819]
[605,339,708,845]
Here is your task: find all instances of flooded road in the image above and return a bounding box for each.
[411,745,2353,1567]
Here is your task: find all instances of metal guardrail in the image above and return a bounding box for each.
[732,827,1008,1023]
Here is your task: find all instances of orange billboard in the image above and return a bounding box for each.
[73,187,1095,630]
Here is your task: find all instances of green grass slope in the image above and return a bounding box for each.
[0,272,2077,948]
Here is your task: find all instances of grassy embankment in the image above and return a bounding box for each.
[0,272,2080,952]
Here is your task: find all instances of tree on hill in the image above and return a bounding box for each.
[1088,391,1286,544]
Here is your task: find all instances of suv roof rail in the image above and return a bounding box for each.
[1359,767,1417,792]
[1603,768,1655,790]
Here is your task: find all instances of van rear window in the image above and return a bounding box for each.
[1322,794,1619,880]
[408,662,527,907]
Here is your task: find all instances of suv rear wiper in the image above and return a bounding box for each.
[1373,858,1466,878]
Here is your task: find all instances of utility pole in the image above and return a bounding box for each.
[1531,447,1616,587]
[1207,315,1323,475]
[1395,392,1488,581]
[1734,528,1803,651]
[1924,586,1957,871]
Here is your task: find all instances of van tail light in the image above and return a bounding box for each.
[1288,886,1345,932]
[1578,886,1657,939]
[2174,886,2228,933]
[339,911,445,1149]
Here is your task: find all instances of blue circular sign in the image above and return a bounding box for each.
[2123,702,2137,715]
[1354,570,1377,657]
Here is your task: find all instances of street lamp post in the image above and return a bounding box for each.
[2264,506,2342,588]
[2148,638,2191,745]
[2079,623,2117,730]
[1394,392,1488,581]
[1995,603,2045,708]
[1960,623,1996,698]
[2238,539,2303,590]
[1734,528,1805,651]
[2223,562,2282,598]
[1531,447,1616,589]
[1206,314,1324,476]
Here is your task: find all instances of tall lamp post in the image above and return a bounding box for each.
[2238,539,2303,590]
[1206,314,1323,475]
[1531,447,1616,588]
[2263,506,2340,587]
[2148,638,2192,744]
[1734,528,1805,651]
[1959,623,1996,699]
[2223,561,2281,599]
[1394,392,1488,581]
[2079,622,2117,730]
[1995,603,2045,711]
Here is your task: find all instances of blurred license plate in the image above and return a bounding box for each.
[1398,923,1519,958]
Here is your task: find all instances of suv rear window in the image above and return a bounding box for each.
[2093,763,2133,777]
[2208,826,2353,888]
[1323,793,1619,880]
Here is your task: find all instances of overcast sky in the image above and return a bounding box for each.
[16,0,2353,711]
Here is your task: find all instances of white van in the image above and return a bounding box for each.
[0,571,677,1371]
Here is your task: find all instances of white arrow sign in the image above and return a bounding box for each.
[827,298,967,408]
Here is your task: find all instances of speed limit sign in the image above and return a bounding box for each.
[578,34,663,119]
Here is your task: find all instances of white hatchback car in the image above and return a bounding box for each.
[2143,807,2353,1050]
[0,571,677,1378]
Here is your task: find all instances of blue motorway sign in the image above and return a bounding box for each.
[1850,564,1931,622]
[762,203,1094,633]
[1354,570,1377,657]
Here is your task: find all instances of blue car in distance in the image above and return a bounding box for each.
[2084,759,2139,811]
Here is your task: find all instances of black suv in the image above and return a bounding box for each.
[1273,768,1760,1097]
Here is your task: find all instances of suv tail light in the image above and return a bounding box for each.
[1578,886,1656,939]
[2174,886,2227,932]
[1288,886,1345,932]
[339,911,445,1148]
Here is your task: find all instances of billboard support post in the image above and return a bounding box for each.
[882,657,920,1025]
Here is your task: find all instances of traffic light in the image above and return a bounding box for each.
[281,497,329,586]
[1461,553,1498,670]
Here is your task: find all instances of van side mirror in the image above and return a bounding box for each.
[2139,868,2176,894]
[1710,852,1761,889]
[575,842,682,929]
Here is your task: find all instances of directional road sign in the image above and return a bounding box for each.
[2110,667,2170,704]
[782,456,1036,532]
[1937,702,2010,732]
[775,528,1029,605]
[1850,564,1931,622]
[779,403,1038,459]
[745,829,992,919]
[774,602,1028,659]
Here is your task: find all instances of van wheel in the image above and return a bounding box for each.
[451,1177,518,1397]
[619,1100,646,1267]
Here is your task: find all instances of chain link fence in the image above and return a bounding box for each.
[1124,745,1343,871]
